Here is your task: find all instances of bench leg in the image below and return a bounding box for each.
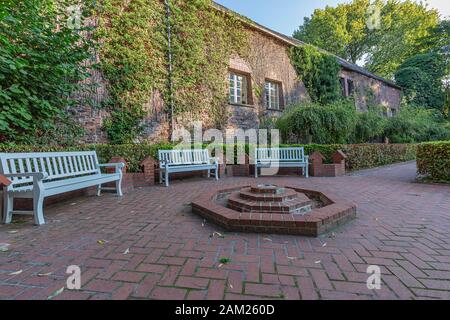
[33,194,45,226]
[115,179,123,197]
[215,166,219,181]
[159,170,163,185]
[305,164,309,178]
[165,170,169,187]
[255,166,258,178]
[207,169,211,178]
[2,193,13,224]
[97,184,102,196]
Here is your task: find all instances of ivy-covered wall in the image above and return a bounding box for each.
[69,0,403,144]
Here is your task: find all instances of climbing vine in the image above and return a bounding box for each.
[96,0,249,143]
[289,44,341,105]
[96,0,167,144]
[168,0,249,128]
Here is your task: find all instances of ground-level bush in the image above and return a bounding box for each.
[384,106,450,143]
[416,141,450,182]
[0,142,416,173]
[276,100,357,144]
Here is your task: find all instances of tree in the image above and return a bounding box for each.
[293,0,440,78]
[395,52,447,111]
[293,0,370,64]
[367,0,440,77]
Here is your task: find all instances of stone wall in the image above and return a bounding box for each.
[340,69,402,112]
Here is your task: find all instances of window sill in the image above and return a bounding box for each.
[228,103,255,108]
[266,108,283,112]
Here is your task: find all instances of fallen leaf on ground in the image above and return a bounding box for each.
[322,243,327,247]
[287,256,297,260]
[47,287,64,300]
[217,263,223,268]
[37,272,53,277]
[0,243,11,252]
[263,238,272,242]
[7,230,18,234]
[202,220,206,227]
[123,248,130,255]
[97,240,107,245]
[315,260,321,264]
[212,232,224,238]
[9,270,22,275]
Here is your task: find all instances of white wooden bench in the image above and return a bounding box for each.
[158,149,219,187]
[255,147,309,178]
[0,151,124,225]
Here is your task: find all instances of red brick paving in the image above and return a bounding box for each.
[1,161,450,300]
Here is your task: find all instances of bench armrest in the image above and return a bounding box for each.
[304,155,309,163]
[98,163,125,168]
[3,172,48,180]
[98,163,125,174]
[2,172,48,192]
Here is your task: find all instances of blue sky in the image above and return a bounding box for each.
[215,0,450,36]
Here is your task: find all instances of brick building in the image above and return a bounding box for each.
[73,2,402,143]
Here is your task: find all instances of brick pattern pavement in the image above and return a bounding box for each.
[1,161,450,300]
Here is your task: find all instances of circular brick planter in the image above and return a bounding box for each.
[191,184,357,237]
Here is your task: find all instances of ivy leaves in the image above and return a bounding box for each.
[98,0,249,143]
[0,0,94,144]
[289,45,341,105]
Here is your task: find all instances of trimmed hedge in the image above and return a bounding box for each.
[0,143,416,173]
[417,141,450,181]
[341,144,417,171]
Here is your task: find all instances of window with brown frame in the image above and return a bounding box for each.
[229,71,252,105]
[264,80,284,110]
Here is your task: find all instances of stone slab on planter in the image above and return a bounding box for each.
[191,184,356,237]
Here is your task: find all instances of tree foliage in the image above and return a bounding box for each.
[0,0,95,144]
[293,0,370,64]
[293,0,440,78]
[395,52,447,112]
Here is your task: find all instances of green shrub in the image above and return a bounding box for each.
[276,100,357,144]
[353,106,387,143]
[385,106,450,143]
[417,141,450,181]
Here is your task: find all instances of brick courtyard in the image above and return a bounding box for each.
[1,161,449,300]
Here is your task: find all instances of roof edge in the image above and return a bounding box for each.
[212,1,401,90]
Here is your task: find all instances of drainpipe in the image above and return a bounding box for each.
[164,0,174,141]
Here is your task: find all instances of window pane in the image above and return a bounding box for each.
[265,81,280,109]
[229,73,235,103]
